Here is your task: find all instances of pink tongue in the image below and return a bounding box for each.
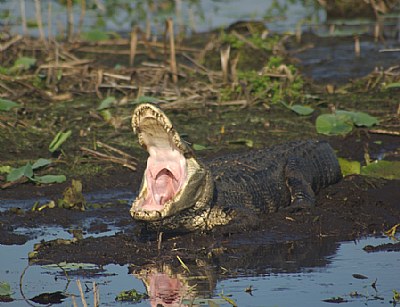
[153,169,176,206]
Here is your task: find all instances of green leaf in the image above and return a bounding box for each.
[229,138,254,148]
[316,114,353,135]
[13,56,36,70]
[336,110,378,127]
[32,158,52,170]
[0,166,12,174]
[97,96,116,110]
[133,96,159,104]
[361,160,400,180]
[338,158,360,176]
[289,104,314,116]
[49,130,72,152]
[115,289,148,302]
[99,109,112,121]
[0,281,12,297]
[81,29,109,42]
[193,144,207,151]
[6,163,33,182]
[0,99,20,111]
[384,82,400,89]
[32,175,66,184]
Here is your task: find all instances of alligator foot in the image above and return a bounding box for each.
[285,157,316,210]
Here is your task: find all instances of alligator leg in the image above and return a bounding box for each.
[284,157,315,209]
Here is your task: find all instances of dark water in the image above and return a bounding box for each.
[1,224,398,306]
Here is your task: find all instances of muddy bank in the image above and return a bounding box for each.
[0,172,396,267]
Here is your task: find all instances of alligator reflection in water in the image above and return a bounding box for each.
[129,238,339,306]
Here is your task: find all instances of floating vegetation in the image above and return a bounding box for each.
[316,110,378,135]
[337,158,400,180]
[0,282,13,302]
[115,289,148,302]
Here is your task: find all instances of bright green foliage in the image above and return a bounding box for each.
[7,163,33,182]
[0,99,20,111]
[32,158,52,169]
[282,102,314,116]
[12,57,36,71]
[316,113,353,135]
[81,29,110,42]
[49,130,72,152]
[361,160,400,180]
[133,96,159,104]
[6,159,66,184]
[98,96,116,110]
[115,289,148,302]
[58,179,86,210]
[0,282,12,297]
[289,105,314,116]
[384,82,400,89]
[316,110,378,135]
[193,144,207,151]
[338,158,361,176]
[392,290,400,303]
[336,110,379,127]
[0,166,12,174]
[221,56,303,104]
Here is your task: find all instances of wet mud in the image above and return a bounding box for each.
[1,131,399,270]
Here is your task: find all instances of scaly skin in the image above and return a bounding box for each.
[130,104,342,232]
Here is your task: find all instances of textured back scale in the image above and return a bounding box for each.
[208,140,342,213]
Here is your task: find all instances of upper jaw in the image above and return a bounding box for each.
[131,103,192,156]
[130,103,194,220]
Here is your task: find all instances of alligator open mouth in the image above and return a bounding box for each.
[130,104,209,222]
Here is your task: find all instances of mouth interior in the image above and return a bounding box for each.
[139,117,187,211]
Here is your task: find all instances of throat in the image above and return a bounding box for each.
[152,169,178,206]
[141,148,187,211]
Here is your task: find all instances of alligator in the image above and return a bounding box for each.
[130,103,342,232]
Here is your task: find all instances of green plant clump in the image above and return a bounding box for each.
[115,289,148,302]
[221,56,303,104]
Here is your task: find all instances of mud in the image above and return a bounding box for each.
[1,130,399,269]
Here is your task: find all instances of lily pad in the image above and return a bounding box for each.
[289,104,315,116]
[338,158,360,176]
[316,113,353,135]
[361,160,400,180]
[0,99,20,111]
[336,110,378,127]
